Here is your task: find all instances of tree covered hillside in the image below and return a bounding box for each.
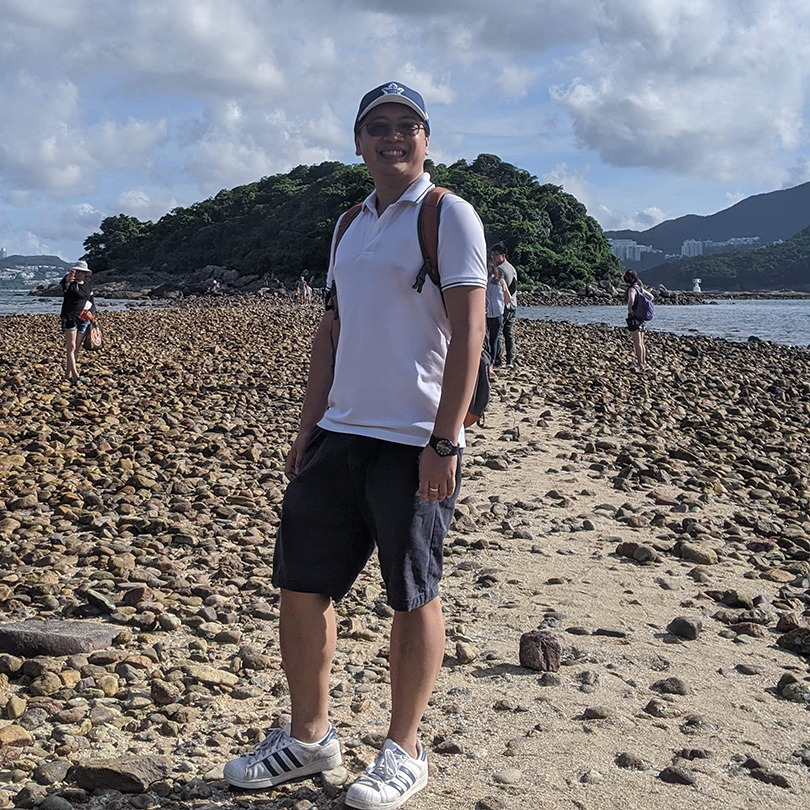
[84,155,621,288]
[644,225,810,291]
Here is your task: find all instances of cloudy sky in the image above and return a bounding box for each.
[2,0,809,260]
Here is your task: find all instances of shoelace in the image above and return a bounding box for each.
[358,748,403,787]
[245,728,286,765]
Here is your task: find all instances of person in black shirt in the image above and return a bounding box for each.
[60,259,94,383]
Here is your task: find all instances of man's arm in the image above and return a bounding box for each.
[284,309,339,480]
[419,285,486,502]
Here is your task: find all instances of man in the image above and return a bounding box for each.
[224,82,487,810]
[491,244,517,367]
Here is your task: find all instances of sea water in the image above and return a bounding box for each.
[520,299,810,348]
[0,288,159,318]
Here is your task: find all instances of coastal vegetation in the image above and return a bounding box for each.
[82,155,622,288]
[644,224,810,291]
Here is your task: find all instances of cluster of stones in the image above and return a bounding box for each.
[0,300,808,808]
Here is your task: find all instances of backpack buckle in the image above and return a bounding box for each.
[413,259,431,294]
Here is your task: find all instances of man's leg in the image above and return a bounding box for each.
[279,589,336,742]
[502,308,516,365]
[386,597,445,758]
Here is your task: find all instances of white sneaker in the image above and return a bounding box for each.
[345,738,428,809]
[224,724,342,790]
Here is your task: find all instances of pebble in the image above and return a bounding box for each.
[2,301,810,810]
[667,617,702,640]
[659,766,698,785]
[615,752,648,770]
[651,677,690,696]
[492,768,522,785]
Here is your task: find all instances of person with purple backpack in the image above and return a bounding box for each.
[622,268,654,370]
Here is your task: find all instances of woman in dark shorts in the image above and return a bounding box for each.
[623,268,653,370]
[60,260,94,384]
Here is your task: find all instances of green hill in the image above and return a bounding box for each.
[83,155,621,289]
[643,225,810,290]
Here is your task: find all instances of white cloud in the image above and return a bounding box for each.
[1,0,809,258]
[785,157,810,188]
[0,74,167,198]
[497,66,540,100]
[543,163,668,231]
[0,229,57,258]
[112,189,180,222]
[552,0,810,181]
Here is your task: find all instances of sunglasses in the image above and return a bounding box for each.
[361,121,426,138]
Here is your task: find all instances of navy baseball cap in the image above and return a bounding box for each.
[355,82,430,134]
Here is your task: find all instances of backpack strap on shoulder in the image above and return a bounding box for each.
[326,203,363,320]
[413,186,449,294]
[331,203,363,266]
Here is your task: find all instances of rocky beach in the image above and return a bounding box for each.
[1,299,809,810]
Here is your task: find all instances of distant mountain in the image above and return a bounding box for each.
[0,254,71,270]
[606,181,810,255]
[643,225,810,291]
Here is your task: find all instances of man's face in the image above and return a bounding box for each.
[491,251,506,265]
[354,103,429,185]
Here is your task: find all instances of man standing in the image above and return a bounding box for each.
[492,244,517,367]
[224,82,487,810]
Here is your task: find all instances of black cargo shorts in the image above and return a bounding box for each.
[272,426,461,612]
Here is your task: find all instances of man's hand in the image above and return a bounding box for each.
[284,431,310,481]
[418,445,457,502]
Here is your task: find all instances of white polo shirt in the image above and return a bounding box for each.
[319,172,487,447]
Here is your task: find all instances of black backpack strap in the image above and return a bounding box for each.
[413,187,449,294]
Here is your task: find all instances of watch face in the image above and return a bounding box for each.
[435,438,455,456]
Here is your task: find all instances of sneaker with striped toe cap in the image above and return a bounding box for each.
[345,738,428,810]
[224,724,341,790]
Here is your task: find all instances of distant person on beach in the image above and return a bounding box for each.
[295,275,308,304]
[491,244,517,367]
[59,259,94,384]
[623,268,654,370]
[485,261,511,377]
[224,81,487,810]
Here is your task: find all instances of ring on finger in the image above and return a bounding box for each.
[428,486,439,491]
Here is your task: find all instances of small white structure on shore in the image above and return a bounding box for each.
[692,278,702,293]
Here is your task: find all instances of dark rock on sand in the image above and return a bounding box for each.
[519,630,561,672]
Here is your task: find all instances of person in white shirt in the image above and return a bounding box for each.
[224,82,487,810]
[485,262,511,377]
[491,244,517,367]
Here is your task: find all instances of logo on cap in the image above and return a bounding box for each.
[381,83,405,96]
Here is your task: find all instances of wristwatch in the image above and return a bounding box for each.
[429,434,458,457]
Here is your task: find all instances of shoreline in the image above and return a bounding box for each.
[0,299,808,809]
[23,276,810,307]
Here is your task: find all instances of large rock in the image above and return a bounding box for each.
[0,724,33,748]
[0,621,118,657]
[518,630,561,672]
[73,756,171,793]
[777,628,810,656]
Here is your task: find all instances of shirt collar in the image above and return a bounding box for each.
[362,172,434,213]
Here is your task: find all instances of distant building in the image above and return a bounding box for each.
[0,247,6,259]
[607,238,665,270]
[681,236,761,257]
[608,238,653,262]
